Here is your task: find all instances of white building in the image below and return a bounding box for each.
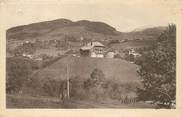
[128,48,141,58]
[106,52,115,58]
[80,41,105,58]
[22,53,33,59]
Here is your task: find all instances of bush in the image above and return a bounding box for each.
[103,79,139,100]
[83,69,106,101]
[6,57,33,94]
[70,76,87,100]
[25,76,66,97]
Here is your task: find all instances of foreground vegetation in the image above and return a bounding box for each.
[136,24,176,108]
[7,94,157,108]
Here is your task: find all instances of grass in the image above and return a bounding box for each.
[7,56,143,108]
[34,56,140,82]
[109,40,155,50]
[7,94,157,108]
[6,94,63,108]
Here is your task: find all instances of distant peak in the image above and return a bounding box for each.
[50,18,73,24]
[132,26,167,32]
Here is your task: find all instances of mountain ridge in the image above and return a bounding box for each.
[6,18,167,49]
[7,18,117,40]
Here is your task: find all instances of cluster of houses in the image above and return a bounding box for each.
[80,41,118,58]
[128,48,141,58]
[80,41,141,59]
[17,39,141,62]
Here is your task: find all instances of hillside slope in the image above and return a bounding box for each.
[33,56,139,83]
[122,27,166,40]
[6,18,167,56]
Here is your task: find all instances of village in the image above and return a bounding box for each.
[10,36,142,64]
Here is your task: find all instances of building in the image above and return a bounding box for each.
[128,48,141,58]
[80,41,105,58]
[22,53,33,59]
[105,52,115,58]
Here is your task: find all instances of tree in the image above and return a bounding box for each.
[6,57,33,93]
[84,68,105,88]
[84,68,106,101]
[137,24,176,108]
[69,76,86,100]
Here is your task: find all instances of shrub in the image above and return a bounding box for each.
[70,76,87,100]
[26,76,65,97]
[6,57,33,94]
[84,69,106,101]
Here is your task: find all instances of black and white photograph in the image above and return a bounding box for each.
[2,0,180,110]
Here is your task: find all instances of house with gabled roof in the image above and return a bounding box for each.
[80,41,105,58]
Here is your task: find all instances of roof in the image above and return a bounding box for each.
[80,41,105,50]
[132,53,141,56]
[80,45,93,50]
[87,41,104,47]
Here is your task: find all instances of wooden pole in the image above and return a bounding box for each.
[67,63,70,99]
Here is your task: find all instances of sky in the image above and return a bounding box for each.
[0,0,181,32]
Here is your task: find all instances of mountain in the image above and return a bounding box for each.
[73,20,117,35]
[6,18,167,55]
[130,26,166,38]
[6,18,167,42]
[6,19,117,42]
[120,26,166,41]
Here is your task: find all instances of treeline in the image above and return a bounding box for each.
[6,64,139,103]
[136,24,176,108]
[6,55,65,93]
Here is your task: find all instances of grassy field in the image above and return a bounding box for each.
[7,94,157,108]
[34,56,140,82]
[109,40,155,50]
[7,56,143,108]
